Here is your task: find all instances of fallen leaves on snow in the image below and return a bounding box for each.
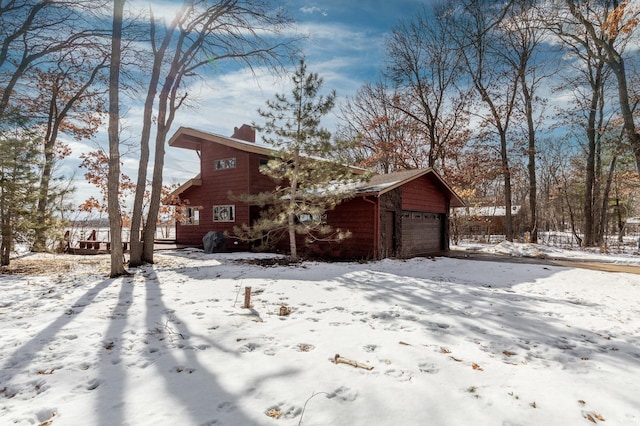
[266,408,282,419]
[584,412,605,423]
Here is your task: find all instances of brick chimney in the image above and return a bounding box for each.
[231,124,255,143]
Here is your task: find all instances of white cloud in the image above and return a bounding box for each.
[300,5,328,16]
[59,4,393,209]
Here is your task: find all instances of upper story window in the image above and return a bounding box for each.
[214,158,236,170]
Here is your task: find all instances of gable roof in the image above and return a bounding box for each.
[355,168,465,207]
[166,174,202,203]
[169,125,367,174]
[169,126,274,155]
[167,127,464,208]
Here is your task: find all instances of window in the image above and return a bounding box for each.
[297,213,326,225]
[213,205,235,222]
[214,158,236,170]
[181,207,200,225]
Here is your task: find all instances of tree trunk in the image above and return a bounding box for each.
[500,132,513,242]
[599,156,616,242]
[0,181,9,266]
[582,86,599,247]
[107,0,128,277]
[33,142,55,252]
[607,54,640,178]
[288,210,297,260]
[129,12,177,267]
[140,69,180,264]
[141,124,169,264]
[1,219,10,266]
[521,74,537,244]
[287,161,299,260]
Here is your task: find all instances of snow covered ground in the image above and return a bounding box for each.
[1,243,639,425]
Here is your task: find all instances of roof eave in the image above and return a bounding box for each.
[165,175,202,204]
[169,126,274,156]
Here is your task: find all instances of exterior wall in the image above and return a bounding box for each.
[175,142,274,247]
[175,185,205,246]
[313,197,378,259]
[247,154,276,194]
[401,175,447,212]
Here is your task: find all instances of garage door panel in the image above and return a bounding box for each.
[401,212,443,256]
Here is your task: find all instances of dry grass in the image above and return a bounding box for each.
[1,255,109,276]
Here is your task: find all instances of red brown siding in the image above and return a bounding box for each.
[325,197,377,259]
[176,142,272,246]
[401,175,447,213]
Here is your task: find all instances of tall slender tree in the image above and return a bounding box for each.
[128,0,297,266]
[446,0,519,241]
[499,0,552,243]
[236,59,359,260]
[106,0,128,277]
[548,0,637,246]
[557,0,640,177]
[385,3,471,170]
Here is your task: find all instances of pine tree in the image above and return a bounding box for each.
[235,59,361,260]
[0,132,40,266]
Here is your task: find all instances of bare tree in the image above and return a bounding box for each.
[498,0,554,243]
[446,0,519,241]
[337,81,420,173]
[107,0,128,277]
[547,0,639,246]
[0,1,108,124]
[557,31,611,247]
[128,0,298,266]
[556,0,640,177]
[385,3,471,170]
[29,54,108,251]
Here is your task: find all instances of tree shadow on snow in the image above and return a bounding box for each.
[0,277,113,379]
[138,268,296,425]
[333,257,640,374]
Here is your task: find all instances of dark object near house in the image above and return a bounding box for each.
[167,125,464,259]
[203,231,225,253]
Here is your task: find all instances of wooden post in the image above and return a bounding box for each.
[243,286,251,309]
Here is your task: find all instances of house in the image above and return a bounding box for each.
[453,205,525,241]
[167,125,464,259]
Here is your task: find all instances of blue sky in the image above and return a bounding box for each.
[65,0,434,206]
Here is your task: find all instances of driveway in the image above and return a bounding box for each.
[445,250,640,275]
